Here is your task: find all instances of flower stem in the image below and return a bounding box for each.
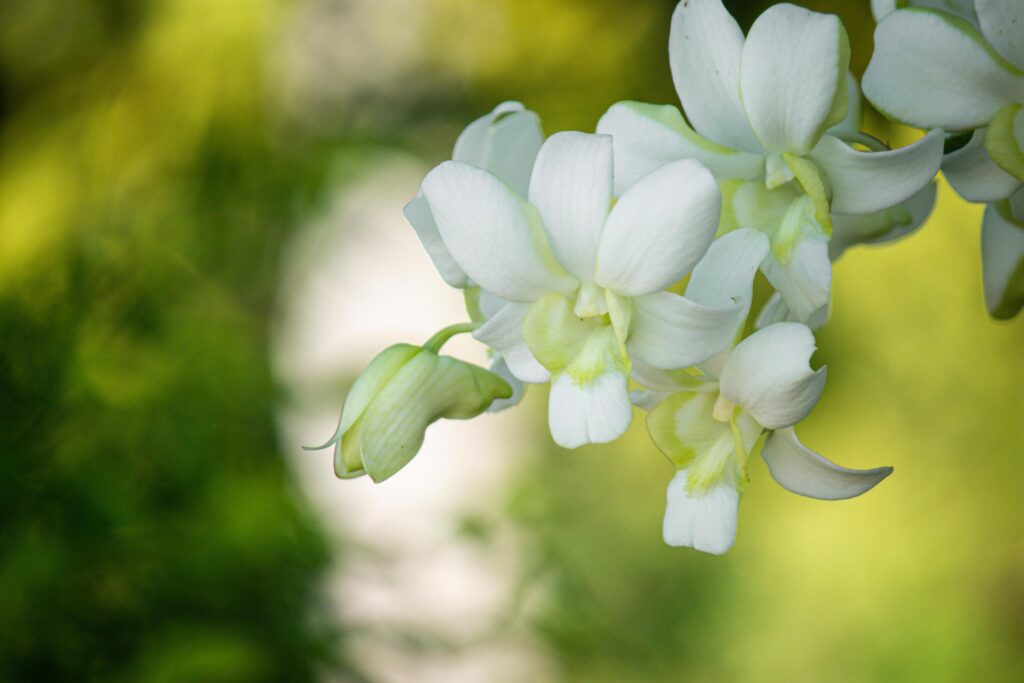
[422,322,480,354]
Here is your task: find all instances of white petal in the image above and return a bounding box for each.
[486,357,526,412]
[719,322,827,430]
[668,0,761,152]
[762,428,893,500]
[548,371,632,448]
[760,229,832,324]
[595,159,720,296]
[863,9,1024,131]
[422,161,577,302]
[477,288,507,319]
[472,301,551,383]
[942,128,1022,202]
[685,228,771,317]
[663,470,739,555]
[452,101,524,167]
[809,130,944,214]
[482,109,544,197]
[981,200,1024,319]
[976,0,1024,71]
[754,292,789,330]
[630,356,711,395]
[451,102,544,197]
[629,291,743,370]
[826,72,863,138]
[754,292,830,331]
[596,101,763,195]
[872,0,978,24]
[631,388,673,412]
[739,4,849,154]
[830,182,937,260]
[528,132,613,281]
[404,192,469,288]
[869,0,896,21]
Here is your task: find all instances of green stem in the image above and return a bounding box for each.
[422,322,480,354]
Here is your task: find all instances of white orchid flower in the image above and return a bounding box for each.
[643,322,892,555]
[627,232,891,554]
[863,2,1024,317]
[421,131,745,449]
[308,325,512,482]
[405,101,545,404]
[597,0,943,324]
[864,1,1024,203]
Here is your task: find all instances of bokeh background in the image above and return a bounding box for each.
[1,0,1021,681]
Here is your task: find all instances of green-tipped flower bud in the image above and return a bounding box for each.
[308,333,512,482]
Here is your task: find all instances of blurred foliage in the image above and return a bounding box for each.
[0,0,358,680]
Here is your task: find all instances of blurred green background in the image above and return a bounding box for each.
[0,0,1020,682]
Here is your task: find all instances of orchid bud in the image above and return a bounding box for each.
[309,335,511,483]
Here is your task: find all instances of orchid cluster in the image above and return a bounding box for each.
[311,0,1023,554]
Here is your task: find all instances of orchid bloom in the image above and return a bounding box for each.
[420,131,746,448]
[629,230,892,554]
[597,0,943,324]
[864,1,1024,318]
[404,101,544,403]
[642,321,892,555]
[308,326,512,482]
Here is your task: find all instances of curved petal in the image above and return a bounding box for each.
[830,182,937,259]
[739,4,850,155]
[685,228,771,319]
[422,161,577,302]
[762,428,893,500]
[976,0,1024,71]
[826,72,863,138]
[647,392,725,466]
[719,322,827,430]
[486,357,526,412]
[753,292,789,330]
[985,104,1024,182]
[595,159,720,296]
[869,0,896,21]
[359,351,512,481]
[629,291,743,370]
[453,101,544,196]
[483,109,545,196]
[631,357,711,395]
[527,132,613,281]
[872,0,978,24]
[981,200,1024,319]
[663,469,739,555]
[452,101,524,166]
[753,292,830,331]
[473,301,551,383]
[863,9,1024,131]
[404,192,469,288]
[548,371,632,448]
[596,101,763,194]
[668,0,760,152]
[809,129,944,214]
[942,128,1021,202]
[760,200,832,324]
